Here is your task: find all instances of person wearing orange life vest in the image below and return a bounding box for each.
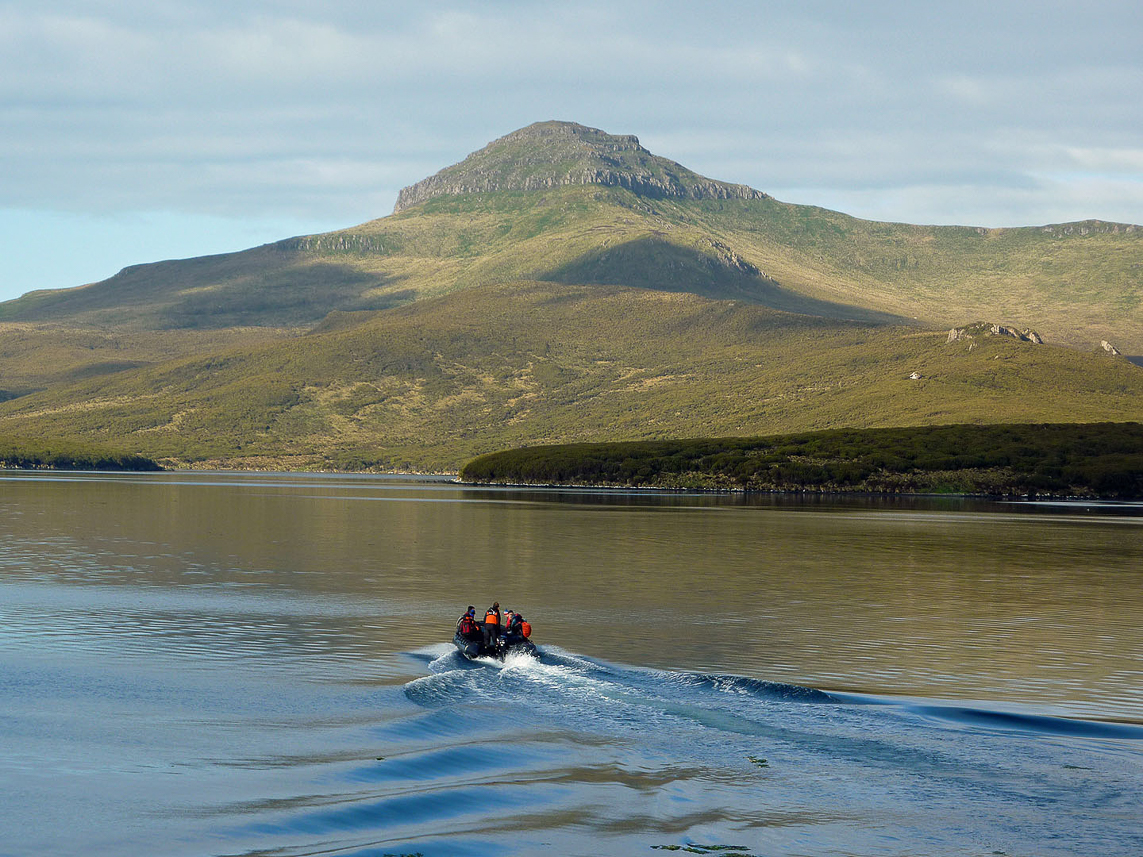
[504,610,532,642]
[482,601,501,649]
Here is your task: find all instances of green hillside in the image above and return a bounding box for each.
[2,122,1140,345]
[0,120,1139,470]
[1,281,1140,471]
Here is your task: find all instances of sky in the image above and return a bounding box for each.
[2,0,1141,303]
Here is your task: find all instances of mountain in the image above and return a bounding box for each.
[1,120,1141,469]
[3,121,1139,349]
[393,120,768,211]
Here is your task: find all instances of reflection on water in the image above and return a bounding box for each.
[3,471,1139,718]
[1,471,1141,856]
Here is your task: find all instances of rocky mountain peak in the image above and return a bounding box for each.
[393,120,769,212]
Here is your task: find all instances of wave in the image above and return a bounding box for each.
[905,703,1143,740]
[404,645,1143,743]
[653,670,839,704]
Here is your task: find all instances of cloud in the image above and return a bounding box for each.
[1058,146,1143,176]
[0,0,1140,298]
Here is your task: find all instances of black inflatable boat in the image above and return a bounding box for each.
[454,632,537,661]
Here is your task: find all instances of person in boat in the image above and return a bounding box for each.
[456,606,479,640]
[504,611,532,643]
[482,602,502,649]
[504,610,520,641]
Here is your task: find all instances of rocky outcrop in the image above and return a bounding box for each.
[394,121,769,212]
[1100,339,1122,356]
[1038,221,1137,238]
[947,322,1044,344]
[275,234,390,254]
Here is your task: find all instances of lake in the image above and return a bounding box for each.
[1,471,1140,856]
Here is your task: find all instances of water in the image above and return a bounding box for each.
[1,471,1140,856]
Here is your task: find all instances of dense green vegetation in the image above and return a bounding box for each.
[461,423,1143,498]
[0,437,161,471]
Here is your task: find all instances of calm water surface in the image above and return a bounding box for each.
[1,471,1140,856]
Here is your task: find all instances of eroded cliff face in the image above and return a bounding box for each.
[393,120,769,212]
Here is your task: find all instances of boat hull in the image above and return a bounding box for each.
[453,633,537,660]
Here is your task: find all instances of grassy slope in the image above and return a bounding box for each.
[672,199,1143,351]
[0,186,900,391]
[0,246,406,330]
[0,323,291,393]
[272,188,1143,351]
[369,189,1143,348]
[2,184,1140,336]
[1,280,1140,471]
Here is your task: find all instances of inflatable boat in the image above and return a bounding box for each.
[454,632,537,660]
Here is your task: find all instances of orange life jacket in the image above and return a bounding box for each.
[458,615,477,635]
[484,609,500,626]
[520,621,531,638]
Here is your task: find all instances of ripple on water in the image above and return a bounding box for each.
[3,474,1142,857]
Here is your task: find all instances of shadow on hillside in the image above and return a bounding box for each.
[67,360,150,380]
[158,263,406,329]
[540,235,908,325]
[0,249,409,332]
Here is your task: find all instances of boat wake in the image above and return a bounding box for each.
[407,644,1143,739]
[212,646,1143,857]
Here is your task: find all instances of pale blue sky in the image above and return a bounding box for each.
[2,0,1140,302]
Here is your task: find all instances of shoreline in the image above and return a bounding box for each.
[458,423,1143,502]
[454,477,1123,502]
[6,463,1138,503]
